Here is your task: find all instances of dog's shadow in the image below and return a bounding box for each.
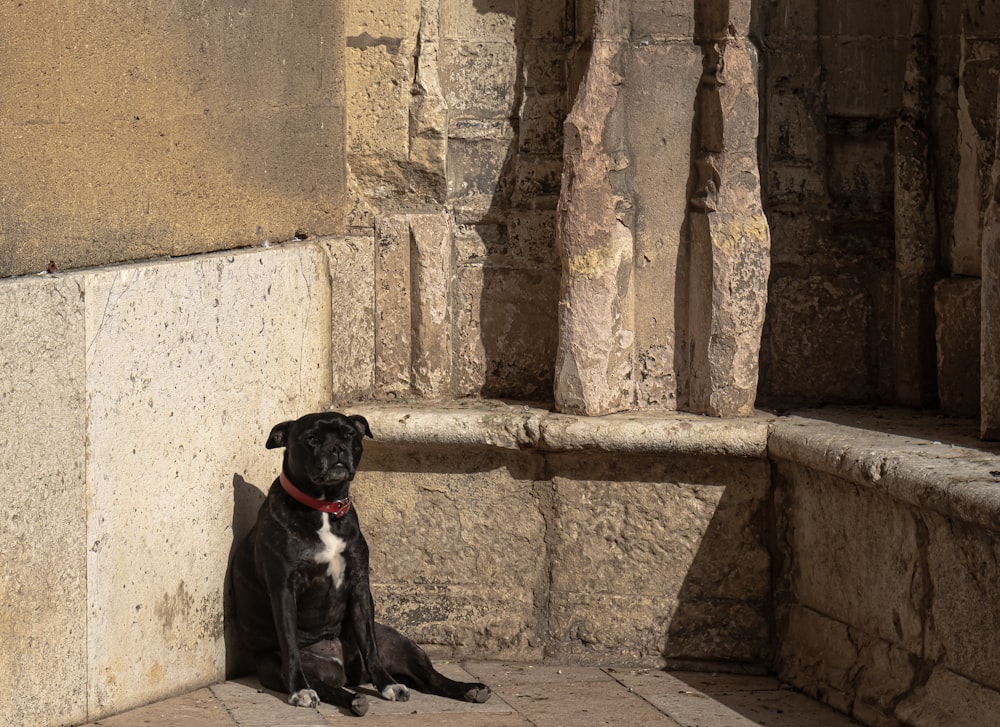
[224,474,266,678]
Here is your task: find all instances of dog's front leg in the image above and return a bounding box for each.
[348,562,409,702]
[354,588,410,701]
[268,579,319,707]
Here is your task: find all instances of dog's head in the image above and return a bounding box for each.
[266,411,373,491]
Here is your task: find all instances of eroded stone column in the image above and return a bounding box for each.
[982,84,1000,440]
[553,0,635,416]
[685,2,771,417]
[893,2,938,408]
[374,213,454,399]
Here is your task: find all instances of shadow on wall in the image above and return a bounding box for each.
[468,0,577,400]
[224,474,267,678]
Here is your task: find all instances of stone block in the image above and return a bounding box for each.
[440,40,519,117]
[926,516,1000,688]
[774,462,925,654]
[895,667,1000,727]
[0,276,89,726]
[934,276,981,418]
[776,604,918,720]
[547,453,771,665]
[554,37,635,415]
[766,88,826,163]
[373,214,454,399]
[821,36,908,118]
[760,272,882,406]
[624,42,701,410]
[519,92,567,155]
[631,0,694,38]
[984,144,1000,439]
[326,236,376,404]
[479,267,559,399]
[83,245,333,717]
[352,444,547,660]
[346,44,412,158]
[374,216,413,396]
[440,0,516,41]
[447,133,515,224]
[0,4,347,278]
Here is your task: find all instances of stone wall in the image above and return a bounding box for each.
[0,3,347,278]
[757,0,1000,441]
[770,411,1000,726]
[355,403,774,667]
[0,244,334,725]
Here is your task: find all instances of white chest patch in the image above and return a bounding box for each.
[314,513,347,589]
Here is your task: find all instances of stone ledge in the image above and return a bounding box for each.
[349,400,774,457]
[769,408,1000,530]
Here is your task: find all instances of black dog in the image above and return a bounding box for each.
[231,411,491,715]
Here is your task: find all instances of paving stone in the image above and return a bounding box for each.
[613,670,859,726]
[496,679,683,727]
[209,680,333,727]
[81,688,236,727]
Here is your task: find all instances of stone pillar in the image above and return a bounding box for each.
[553,0,635,416]
[553,0,769,417]
[893,1,939,408]
[983,80,1000,440]
[374,213,454,399]
[684,1,771,417]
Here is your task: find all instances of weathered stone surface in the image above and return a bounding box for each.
[983,108,1000,439]
[760,273,885,407]
[354,444,547,661]
[926,516,1000,688]
[626,42,702,411]
[374,216,414,397]
[686,26,771,417]
[0,276,89,727]
[359,400,772,457]
[84,245,334,717]
[771,410,1000,529]
[546,452,770,665]
[0,4,347,278]
[374,213,455,399]
[773,462,925,654]
[326,236,376,405]
[893,12,938,409]
[895,666,1000,727]
[934,276,981,418]
[772,410,1000,724]
[553,12,635,415]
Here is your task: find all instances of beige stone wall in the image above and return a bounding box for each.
[356,403,774,667]
[0,2,347,278]
[0,243,335,724]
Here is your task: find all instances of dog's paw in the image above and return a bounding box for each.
[463,683,492,703]
[381,683,410,702]
[351,693,369,716]
[289,688,320,708]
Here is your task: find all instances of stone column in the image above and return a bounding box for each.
[374,213,454,399]
[553,0,769,417]
[684,1,771,417]
[983,81,1000,440]
[553,0,635,416]
[893,1,939,408]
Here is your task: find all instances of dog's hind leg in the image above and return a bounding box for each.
[301,640,370,716]
[255,645,368,716]
[374,623,491,703]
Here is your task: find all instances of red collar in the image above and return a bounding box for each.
[279,471,352,519]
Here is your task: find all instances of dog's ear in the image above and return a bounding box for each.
[350,415,373,439]
[266,421,293,449]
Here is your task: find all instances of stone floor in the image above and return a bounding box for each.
[79,662,859,726]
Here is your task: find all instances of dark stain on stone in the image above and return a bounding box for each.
[347,33,402,54]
